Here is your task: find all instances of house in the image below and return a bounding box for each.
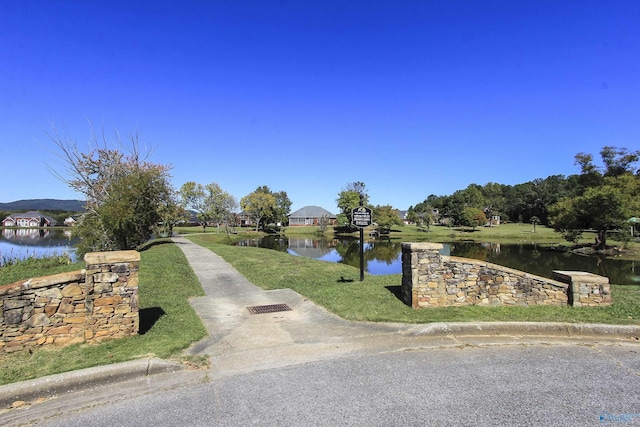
[63,216,78,227]
[237,211,256,227]
[398,210,410,225]
[1,211,57,227]
[288,206,337,226]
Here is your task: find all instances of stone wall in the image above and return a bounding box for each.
[0,251,140,353]
[401,242,611,309]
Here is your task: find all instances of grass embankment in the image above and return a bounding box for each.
[1,255,83,287]
[187,233,640,326]
[0,240,206,386]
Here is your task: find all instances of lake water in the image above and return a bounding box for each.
[4,230,638,286]
[236,236,640,285]
[0,229,78,264]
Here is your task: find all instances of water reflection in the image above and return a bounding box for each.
[0,229,78,263]
[237,236,406,276]
[235,236,640,285]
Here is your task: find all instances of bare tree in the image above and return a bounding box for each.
[46,122,176,254]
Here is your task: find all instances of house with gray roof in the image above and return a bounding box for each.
[1,211,57,227]
[288,206,337,226]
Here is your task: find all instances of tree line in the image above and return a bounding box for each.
[408,146,640,249]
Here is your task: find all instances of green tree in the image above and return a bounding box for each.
[460,207,487,231]
[482,182,508,223]
[240,190,277,231]
[248,186,291,227]
[336,181,369,229]
[406,208,420,226]
[273,190,292,226]
[408,204,434,230]
[178,182,238,232]
[178,182,209,231]
[443,185,485,226]
[549,147,640,249]
[49,126,175,256]
[373,205,403,234]
[205,183,238,232]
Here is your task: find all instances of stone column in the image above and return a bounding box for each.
[401,242,444,308]
[84,250,141,341]
[552,271,611,307]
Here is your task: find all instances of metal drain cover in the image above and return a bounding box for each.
[247,303,292,315]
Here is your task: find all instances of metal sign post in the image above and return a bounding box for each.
[352,206,373,281]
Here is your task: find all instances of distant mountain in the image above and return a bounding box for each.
[0,199,85,212]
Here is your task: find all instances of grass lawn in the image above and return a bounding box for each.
[0,240,207,386]
[187,233,640,326]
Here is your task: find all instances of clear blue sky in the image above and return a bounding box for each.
[1,1,639,213]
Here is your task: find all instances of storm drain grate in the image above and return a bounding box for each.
[247,303,292,315]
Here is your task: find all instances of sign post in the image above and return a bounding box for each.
[351,206,373,281]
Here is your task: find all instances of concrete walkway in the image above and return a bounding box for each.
[171,235,640,380]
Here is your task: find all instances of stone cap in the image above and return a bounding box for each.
[401,242,444,251]
[553,271,609,284]
[84,250,140,264]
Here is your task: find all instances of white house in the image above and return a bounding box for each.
[1,211,57,227]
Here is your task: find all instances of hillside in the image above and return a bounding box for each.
[0,199,85,212]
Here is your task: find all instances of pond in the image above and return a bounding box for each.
[0,228,78,264]
[235,236,640,285]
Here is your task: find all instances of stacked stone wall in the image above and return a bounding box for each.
[401,242,611,309]
[0,251,140,353]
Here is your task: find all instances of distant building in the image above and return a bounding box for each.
[288,206,337,226]
[63,216,78,227]
[1,211,57,227]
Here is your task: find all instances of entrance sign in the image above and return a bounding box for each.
[352,207,373,228]
[351,206,373,281]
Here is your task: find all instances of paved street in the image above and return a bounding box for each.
[6,343,640,426]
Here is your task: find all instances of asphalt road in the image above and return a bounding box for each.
[6,342,640,427]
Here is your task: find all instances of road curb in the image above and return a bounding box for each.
[402,322,640,340]
[0,358,185,409]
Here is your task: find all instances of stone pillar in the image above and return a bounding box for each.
[84,250,140,341]
[401,242,444,308]
[552,271,611,307]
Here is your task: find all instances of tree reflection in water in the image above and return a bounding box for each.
[237,236,640,285]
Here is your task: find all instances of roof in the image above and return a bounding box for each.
[288,206,336,219]
[4,211,57,225]
[9,210,46,219]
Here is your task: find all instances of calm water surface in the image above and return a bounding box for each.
[0,229,78,263]
[236,236,640,285]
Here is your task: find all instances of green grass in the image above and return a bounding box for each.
[0,240,207,385]
[188,233,640,326]
[1,254,83,286]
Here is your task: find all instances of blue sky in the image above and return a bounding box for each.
[1,1,639,213]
